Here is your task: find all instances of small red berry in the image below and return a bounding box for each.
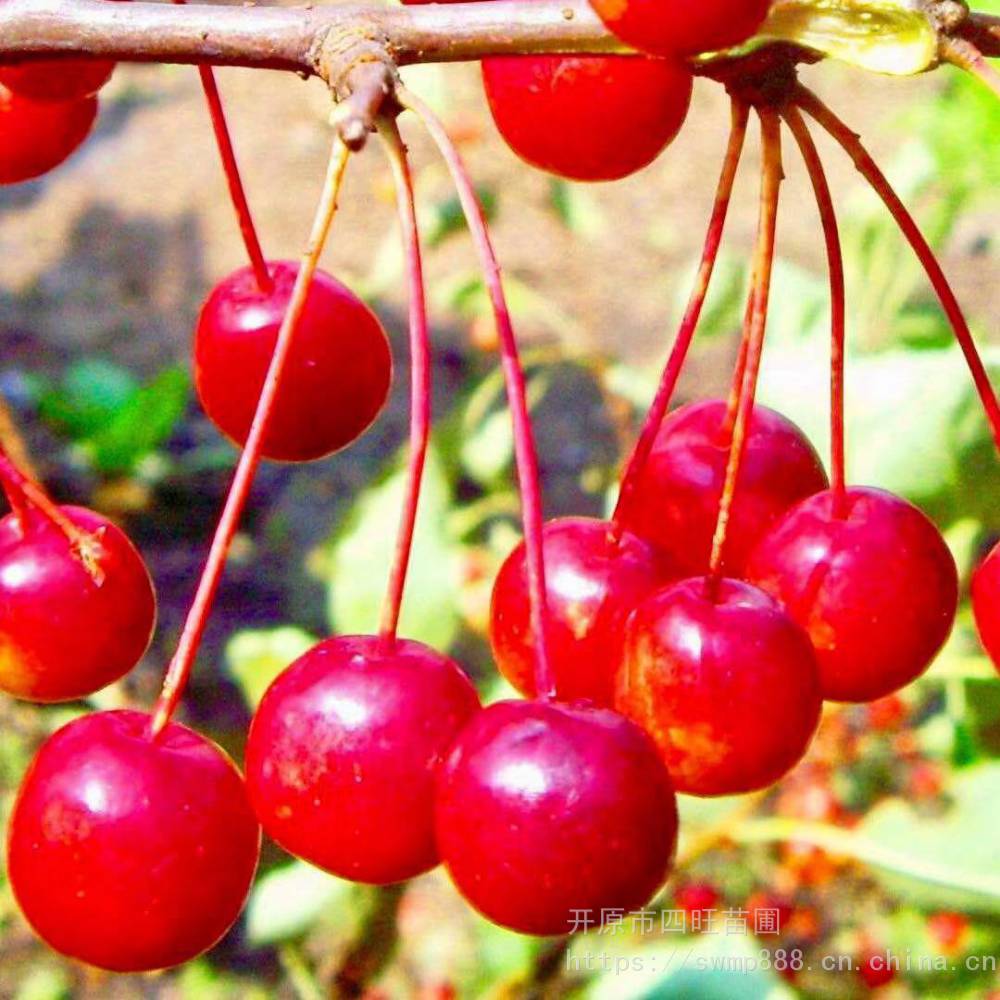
[589,0,771,57]
[746,487,958,702]
[616,577,821,796]
[481,55,692,181]
[927,911,969,954]
[675,882,719,922]
[0,505,155,701]
[859,951,896,989]
[489,517,671,705]
[617,399,828,576]
[436,699,677,935]
[0,86,97,184]
[245,635,480,884]
[194,262,392,462]
[8,710,260,972]
[866,693,908,730]
[972,541,1000,672]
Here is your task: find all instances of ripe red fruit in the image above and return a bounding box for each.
[589,0,771,57]
[859,951,896,989]
[481,55,692,182]
[488,517,671,704]
[617,399,828,577]
[927,911,969,954]
[0,505,155,701]
[245,635,480,884]
[0,86,97,184]
[8,710,260,972]
[674,882,719,922]
[972,541,1000,671]
[0,59,114,103]
[616,577,822,796]
[746,487,958,702]
[194,262,392,462]
[436,699,677,935]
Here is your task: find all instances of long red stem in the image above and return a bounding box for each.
[0,452,88,546]
[173,0,272,293]
[150,138,351,737]
[612,98,749,529]
[782,104,847,516]
[376,117,430,645]
[796,85,1000,455]
[397,86,555,700]
[706,109,783,596]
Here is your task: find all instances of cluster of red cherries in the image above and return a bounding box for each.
[1,0,999,982]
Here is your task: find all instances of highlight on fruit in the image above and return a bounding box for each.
[0,0,997,992]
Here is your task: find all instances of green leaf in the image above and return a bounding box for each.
[757,344,1000,514]
[735,764,1000,916]
[225,626,318,710]
[14,967,71,1000]
[82,366,189,475]
[581,933,795,1000]
[38,358,139,438]
[245,861,356,946]
[327,444,460,649]
[548,179,606,238]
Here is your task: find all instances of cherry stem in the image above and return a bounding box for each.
[0,451,84,543]
[611,98,749,532]
[149,136,351,737]
[397,86,555,700]
[375,116,431,647]
[174,0,272,293]
[796,85,1000,455]
[782,103,847,517]
[705,108,783,598]
[721,270,756,440]
[942,36,1000,103]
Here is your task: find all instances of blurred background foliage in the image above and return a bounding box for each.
[0,2,999,997]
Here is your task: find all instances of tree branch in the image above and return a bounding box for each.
[0,0,627,77]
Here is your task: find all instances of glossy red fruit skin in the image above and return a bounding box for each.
[972,541,1000,672]
[616,577,822,796]
[245,635,480,884]
[745,487,958,703]
[590,0,771,57]
[0,60,114,103]
[0,87,97,184]
[194,262,392,462]
[0,505,155,701]
[481,55,692,182]
[617,399,828,576]
[436,699,678,935]
[8,710,260,972]
[489,517,672,704]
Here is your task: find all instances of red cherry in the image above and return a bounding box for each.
[859,951,896,989]
[489,517,671,705]
[972,540,1000,671]
[0,86,97,184]
[589,0,771,57]
[617,399,828,577]
[0,505,155,701]
[0,60,114,103]
[616,577,821,796]
[245,635,480,884]
[481,55,692,182]
[927,911,969,954]
[746,487,958,703]
[194,262,392,462]
[8,710,260,972]
[436,698,677,935]
[675,881,719,921]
